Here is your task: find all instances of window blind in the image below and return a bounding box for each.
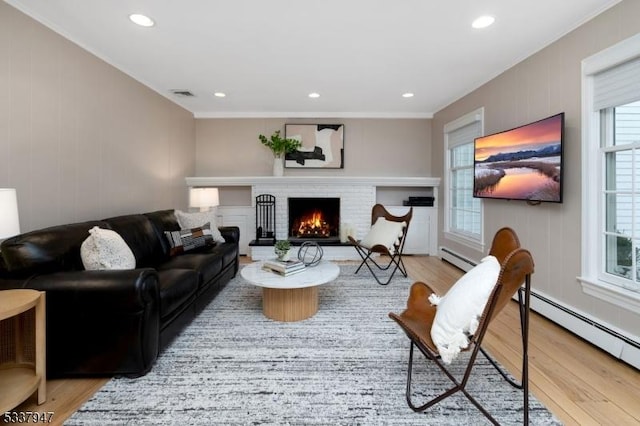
[448,121,480,149]
[593,56,640,111]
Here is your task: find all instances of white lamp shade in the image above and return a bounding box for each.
[0,188,20,239]
[189,187,220,209]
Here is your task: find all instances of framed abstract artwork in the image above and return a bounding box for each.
[284,124,344,169]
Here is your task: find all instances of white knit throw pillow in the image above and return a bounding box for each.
[81,226,136,270]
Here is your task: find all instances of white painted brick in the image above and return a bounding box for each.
[251,182,376,240]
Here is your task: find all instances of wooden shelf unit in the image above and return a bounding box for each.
[0,289,46,412]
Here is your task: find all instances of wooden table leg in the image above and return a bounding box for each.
[262,286,318,322]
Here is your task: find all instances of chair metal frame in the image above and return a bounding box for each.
[389,227,534,425]
[348,204,413,285]
[481,228,529,397]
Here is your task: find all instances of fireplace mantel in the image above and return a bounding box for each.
[186,176,440,187]
[185,176,440,259]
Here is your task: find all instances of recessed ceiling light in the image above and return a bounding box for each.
[308,92,320,98]
[472,15,495,29]
[402,93,414,98]
[129,14,155,27]
[214,92,226,98]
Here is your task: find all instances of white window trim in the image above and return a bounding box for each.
[580,32,640,311]
[443,107,485,252]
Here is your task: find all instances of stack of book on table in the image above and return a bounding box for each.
[262,258,306,276]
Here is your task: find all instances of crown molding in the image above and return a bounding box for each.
[193,111,433,119]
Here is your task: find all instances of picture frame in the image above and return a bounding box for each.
[284,124,344,169]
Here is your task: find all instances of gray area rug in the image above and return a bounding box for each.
[68,265,561,425]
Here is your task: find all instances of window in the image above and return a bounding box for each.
[581,33,640,311]
[602,101,640,290]
[444,108,484,250]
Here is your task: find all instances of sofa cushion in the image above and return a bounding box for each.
[203,243,238,269]
[156,269,198,321]
[102,215,165,268]
[158,253,223,289]
[0,220,109,274]
[144,209,180,258]
[81,226,136,270]
[164,223,215,256]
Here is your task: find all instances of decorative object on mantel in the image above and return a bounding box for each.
[259,131,301,176]
[255,194,276,243]
[274,240,291,261]
[285,124,344,169]
[297,241,323,266]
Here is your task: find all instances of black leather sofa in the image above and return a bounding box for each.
[0,209,239,378]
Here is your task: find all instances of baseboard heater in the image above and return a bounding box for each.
[440,246,640,369]
[440,247,476,272]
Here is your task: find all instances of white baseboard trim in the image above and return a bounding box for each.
[439,246,476,272]
[440,246,640,370]
[530,290,640,370]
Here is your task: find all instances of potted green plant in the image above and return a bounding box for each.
[274,239,292,261]
[259,130,301,176]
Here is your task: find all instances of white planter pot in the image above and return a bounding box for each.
[273,155,284,176]
[275,248,291,261]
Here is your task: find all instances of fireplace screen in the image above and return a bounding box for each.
[288,198,340,240]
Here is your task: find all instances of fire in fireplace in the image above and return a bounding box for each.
[288,197,340,240]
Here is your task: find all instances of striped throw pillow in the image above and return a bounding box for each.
[164,222,215,256]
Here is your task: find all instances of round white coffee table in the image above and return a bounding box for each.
[241,260,340,322]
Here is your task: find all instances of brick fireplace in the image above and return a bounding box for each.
[253,179,375,244]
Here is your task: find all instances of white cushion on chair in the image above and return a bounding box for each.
[359,217,406,250]
[429,255,500,364]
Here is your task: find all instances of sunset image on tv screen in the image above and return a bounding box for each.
[474,113,563,202]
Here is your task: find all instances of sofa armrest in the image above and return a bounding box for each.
[23,269,161,377]
[219,226,240,244]
[25,269,160,311]
[0,256,27,288]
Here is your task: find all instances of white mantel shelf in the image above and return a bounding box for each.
[186,176,441,187]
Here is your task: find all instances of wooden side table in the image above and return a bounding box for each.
[0,289,46,412]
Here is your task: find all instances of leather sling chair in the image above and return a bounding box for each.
[348,204,413,285]
[389,229,534,425]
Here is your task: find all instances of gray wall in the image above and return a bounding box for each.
[195,118,431,177]
[432,0,640,338]
[0,2,196,233]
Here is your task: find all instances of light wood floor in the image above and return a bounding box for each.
[5,256,640,425]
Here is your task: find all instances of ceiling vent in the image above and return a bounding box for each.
[170,89,195,97]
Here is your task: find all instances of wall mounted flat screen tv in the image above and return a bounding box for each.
[473,112,564,203]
